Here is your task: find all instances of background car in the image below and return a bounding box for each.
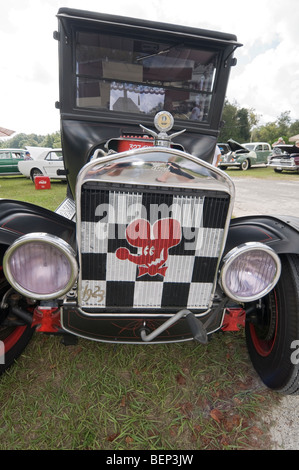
[268,144,299,173]
[219,140,271,170]
[217,143,231,159]
[0,149,26,175]
[18,148,66,181]
[218,143,231,156]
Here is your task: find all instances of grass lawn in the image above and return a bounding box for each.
[224,165,299,180]
[0,176,67,211]
[0,174,280,450]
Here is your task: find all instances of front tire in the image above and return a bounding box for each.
[0,273,34,376]
[240,159,250,171]
[245,254,299,394]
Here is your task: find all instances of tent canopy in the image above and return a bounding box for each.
[0,127,15,138]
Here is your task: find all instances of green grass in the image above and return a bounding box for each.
[0,176,66,211]
[0,174,281,450]
[0,332,278,450]
[224,165,299,180]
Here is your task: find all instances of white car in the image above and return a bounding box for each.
[18,149,66,181]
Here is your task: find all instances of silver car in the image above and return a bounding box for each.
[268,144,299,173]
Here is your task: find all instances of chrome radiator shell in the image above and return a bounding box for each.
[76,147,234,316]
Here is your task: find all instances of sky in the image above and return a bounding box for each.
[1,0,298,136]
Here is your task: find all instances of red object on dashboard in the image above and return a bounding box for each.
[117,136,154,152]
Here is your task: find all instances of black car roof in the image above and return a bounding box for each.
[57,8,241,47]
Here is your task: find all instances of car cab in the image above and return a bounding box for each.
[243,142,271,165]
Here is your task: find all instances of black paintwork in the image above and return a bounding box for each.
[225,215,299,256]
[2,9,299,344]
[275,144,299,155]
[0,199,75,263]
[61,304,224,343]
[56,8,241,197]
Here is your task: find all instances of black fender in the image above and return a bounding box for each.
[0,199,76,263]
[225,214,299,256]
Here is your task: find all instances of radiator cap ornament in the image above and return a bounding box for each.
[140,111,185,147]
[154,111,174,132]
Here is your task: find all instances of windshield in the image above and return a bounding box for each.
[75,30,219,122]
[243,144,254,151]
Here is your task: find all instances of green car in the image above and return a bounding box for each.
[0,149,26,175]
[219,140,271,170]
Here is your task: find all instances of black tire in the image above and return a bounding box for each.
[245,254,299,394]
[274,168,283,173]
[30,168,42,182]
[0,273,34,376]
[240,159,250,171]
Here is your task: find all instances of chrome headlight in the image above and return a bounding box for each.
[220,242,281,302]
[3,233,78,300]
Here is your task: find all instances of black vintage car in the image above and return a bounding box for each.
[1,8,299,395]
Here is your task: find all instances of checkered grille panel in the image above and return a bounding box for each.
[79,183,230,311]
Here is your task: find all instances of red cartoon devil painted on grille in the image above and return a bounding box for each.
[115,218,181,277]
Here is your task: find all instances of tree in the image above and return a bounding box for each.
[219,102,299,145]
[218,100,239,142]
[236,108,250,142]
[41,132,61,148]
[255,122,279,145]
[289,120,299,139]
[255,112,294,145]
[218,100,257,143]
[0,131,61,149]
[276,111,292,136]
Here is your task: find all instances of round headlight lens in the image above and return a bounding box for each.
[4,233,77,299]
[220,243,281,302]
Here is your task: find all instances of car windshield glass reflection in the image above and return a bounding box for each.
[75,31,219,123]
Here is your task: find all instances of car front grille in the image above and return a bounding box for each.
[78,182,230,312]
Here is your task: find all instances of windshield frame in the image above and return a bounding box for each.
[74,27,221,126]
[57,9,241,134]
